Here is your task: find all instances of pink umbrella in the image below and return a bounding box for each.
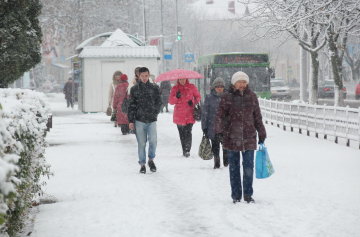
[155,69,204,82]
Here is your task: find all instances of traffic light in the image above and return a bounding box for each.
[177,26,182,41]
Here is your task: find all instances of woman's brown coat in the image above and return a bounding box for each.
[215,87,266,151]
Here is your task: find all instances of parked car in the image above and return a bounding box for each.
[355,82,360,100]
[318,80,346,99]
[270,80,292,99]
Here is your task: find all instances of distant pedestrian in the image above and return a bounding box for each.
[63,78,75,108]
[169,78,201,157]
[128,67,162,174]
[108,71,123,126]
[215,71,266,204]
[159,80,172,112]
[127,66,141,95]
[202,77,227,169]
[113,74,129,135]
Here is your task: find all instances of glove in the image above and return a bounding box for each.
[203,128,208,137]
[176,91,181,98]
[258,138,265,144]
[215,133,223,143]
[187,100,193,106]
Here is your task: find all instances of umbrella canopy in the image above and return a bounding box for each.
[155,69,204,82]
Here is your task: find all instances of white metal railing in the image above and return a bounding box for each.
[259,98,360,149]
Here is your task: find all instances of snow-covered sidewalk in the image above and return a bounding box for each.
[31,94,360,237]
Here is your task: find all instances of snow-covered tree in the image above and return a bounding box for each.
[241,0,329,104]
[0,0,42,88]
[323,0,360,106]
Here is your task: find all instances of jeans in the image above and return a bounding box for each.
[135,121,157,165]
[177,123,193,153]
[227,150,255,200]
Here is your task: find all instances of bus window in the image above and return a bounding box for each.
[197,52,271,98]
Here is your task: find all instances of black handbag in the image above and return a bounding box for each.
[121,97,129,113]
[110,112,116,121]
[106,106,112,116]
[193,103,201,121]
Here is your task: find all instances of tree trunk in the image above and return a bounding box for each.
[350,64,360,82]
[300,46,308,102]
[328,32,345,106]
[308,52,319,104]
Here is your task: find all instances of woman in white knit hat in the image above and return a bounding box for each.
[215,71,267,204]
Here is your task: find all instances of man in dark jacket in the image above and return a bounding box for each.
[215,71,266,204]
[63,78,75,108]
[128,67,162,174]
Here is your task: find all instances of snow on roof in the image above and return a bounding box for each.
[76,29,145,51]
[100,28,139,47]
[52,62,70,69]
[76,32,113,51]
[189,0,255,20]
[79,46,160,58]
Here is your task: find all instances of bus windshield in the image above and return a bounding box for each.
[213,67,270,92]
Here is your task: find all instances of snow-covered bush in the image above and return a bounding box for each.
[0,89,51,237]
[0,104,20,237]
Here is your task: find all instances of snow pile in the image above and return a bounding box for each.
[0,89,51,236]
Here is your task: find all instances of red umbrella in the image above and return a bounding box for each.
[155,69,204,82]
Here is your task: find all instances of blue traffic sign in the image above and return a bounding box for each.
[164,54,172,60]
[184,53,194,63]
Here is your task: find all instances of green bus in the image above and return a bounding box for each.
[195,52,272,100]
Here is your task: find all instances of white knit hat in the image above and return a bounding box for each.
[231,71,249,85]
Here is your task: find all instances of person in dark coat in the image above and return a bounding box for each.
[113,74,129,135]
[128,67,162,174]
[215,71,266,204]
[63,78,75,108]
[201,77,228,169]
[169,78,201,157]
[159,80,172,112]
[127,66,141,95]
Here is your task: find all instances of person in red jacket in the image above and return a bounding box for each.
[113,74,129,135]
[169,78,201,157]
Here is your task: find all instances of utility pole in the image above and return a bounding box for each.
[77,0,83,47]
[176,0,179,68]
[143,0,147,43]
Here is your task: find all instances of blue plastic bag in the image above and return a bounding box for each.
[255,144,275,179]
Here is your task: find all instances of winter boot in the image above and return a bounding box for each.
[139,165,146,174]
[184,151,190,158]
[244,195,255,203]
[148,159,157,172]
[232,199,241,204]
[214,156,220,169]
[223,150,228,167]
[223,156,228,167]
